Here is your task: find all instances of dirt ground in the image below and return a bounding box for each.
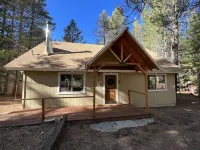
[0,96,22,115]
[0,122,56,150]
[59,94,200,150]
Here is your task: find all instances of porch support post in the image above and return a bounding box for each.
[15,70,20,100]
[93,68,96,118]
[23,73,27,109]
[144,67,149,112]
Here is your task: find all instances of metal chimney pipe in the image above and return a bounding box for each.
[44,20,50,55]
[44,21,53,55]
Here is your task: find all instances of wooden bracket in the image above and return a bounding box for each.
[123,50,135,63]
[109,48,122,62]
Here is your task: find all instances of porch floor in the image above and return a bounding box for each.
[0,104,151,127]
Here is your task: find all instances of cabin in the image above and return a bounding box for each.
[4,26,182,119]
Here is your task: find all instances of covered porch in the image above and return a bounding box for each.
[86,28,159,118]
[0,103,151,127]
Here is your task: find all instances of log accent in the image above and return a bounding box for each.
[109,48,122,62]
[95,62,140,66]
[14,71,20,100]
[144,67,149,112]
[136,64,146,74]
[42,98,45,121]
[93,68,96,118]
[96,64,105,72]
[23,74,27,109]
[123,50,135,62]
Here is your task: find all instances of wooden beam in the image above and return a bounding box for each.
[144,67,149,112]
[42,98,45,121]
[93,68,96,118]
[128,90,131,104]
[96,64,105,72]
[125,63,138,65]
[14,71,20,100]
[109,48,122,62]
[123,50,135,62]
[23,74,27,109]
[121,38,123,61]
[95,62,140,66]
[136,64,146,74]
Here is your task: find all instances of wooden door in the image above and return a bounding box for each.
[105,75,117,104]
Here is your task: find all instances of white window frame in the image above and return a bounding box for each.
[148,74,167,91]
[58,72,86,95]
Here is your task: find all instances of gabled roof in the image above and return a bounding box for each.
[4,31,182,73]
[86,28,160,71]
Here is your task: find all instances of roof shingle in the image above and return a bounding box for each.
[4,42,182,73]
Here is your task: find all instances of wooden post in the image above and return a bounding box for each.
[14,71,19,100]
[23,74,27,109]
[144,67,149,112]
[128,90,131,104]
[93,68,96,118]
[42,98,45,121]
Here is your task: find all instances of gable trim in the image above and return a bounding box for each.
[86,28,160,70]
[86,28,128,68]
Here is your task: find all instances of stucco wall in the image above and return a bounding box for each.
[22,71,176,108]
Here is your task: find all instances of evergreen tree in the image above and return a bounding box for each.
[63,19,84,43]
[108,8,127,41]
[94,10,109,44]
[181,13,200,97]
[132,19,142,42]
[141,6,168,57]
[0,0,54,94]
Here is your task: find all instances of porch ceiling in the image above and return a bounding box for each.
[86,28,159,72]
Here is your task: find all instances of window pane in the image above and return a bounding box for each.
[156,75,166,89]
[72,74,84,92]
[60,74,72,92]
[148,75,156,90]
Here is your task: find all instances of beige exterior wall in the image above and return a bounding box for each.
[22,71,176,109]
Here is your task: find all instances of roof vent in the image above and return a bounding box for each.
[44,21,53,55]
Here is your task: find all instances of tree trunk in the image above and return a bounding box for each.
[172,0,179,93]
[198,71,200,101]
[0,5,7,50]
[18,6,24,47]
[29,2,35,49]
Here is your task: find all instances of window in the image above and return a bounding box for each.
[148,74,167,91]
[58,73,85,94]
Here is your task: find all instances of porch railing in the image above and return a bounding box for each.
[10,96,93,121]
[128,90,146,104]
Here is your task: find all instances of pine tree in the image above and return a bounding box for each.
[63,19,84,43]
[132,20,142,42]
[141,6,168,57]
[94,10,109,44]
[108,8,127,41]
[0,0,54,95]
[181,13,200,97]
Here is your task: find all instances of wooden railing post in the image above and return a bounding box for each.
[93,68,96,118]
[128,90,131,104]
[42,98,45,121]
[23,74,27,109]
[144,67,149,112]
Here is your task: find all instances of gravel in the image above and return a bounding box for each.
[58,94,200,150]
[0,122,56,150]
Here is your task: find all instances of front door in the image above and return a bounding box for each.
[105,75,117,104]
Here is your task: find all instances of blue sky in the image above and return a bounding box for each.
[46,0,123,44]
